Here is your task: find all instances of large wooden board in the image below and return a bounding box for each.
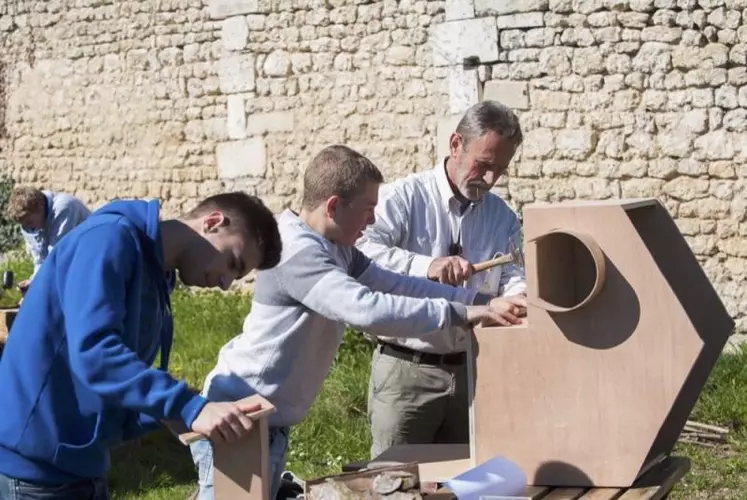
[469,199,733,487]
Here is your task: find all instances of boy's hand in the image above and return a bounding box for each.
[17,279,30,296]
[488,295,527,320]
[467,295,527,327]
[190,401,262,444]
[428,256,475,285]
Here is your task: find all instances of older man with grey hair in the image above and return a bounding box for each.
[355,100,528,458]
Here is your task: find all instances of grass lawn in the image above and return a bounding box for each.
[2,253,747,499]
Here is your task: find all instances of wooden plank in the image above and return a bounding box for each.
[0,307,18,344]
[178,405,276,445]
[542,489,586,500]
[615,457,690,500]
[577,488,623,500]
[524,486,551,499]
[524,198,658,211]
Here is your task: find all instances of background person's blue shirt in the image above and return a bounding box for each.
[0,198,208,485]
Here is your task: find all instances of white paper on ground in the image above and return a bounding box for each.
[443,455,527,500]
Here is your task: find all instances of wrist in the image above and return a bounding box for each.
[473,292,493,305]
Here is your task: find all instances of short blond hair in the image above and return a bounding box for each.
[6,186,46,222]
[301,145,384,210]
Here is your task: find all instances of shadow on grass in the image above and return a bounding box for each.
[108,427,197,498]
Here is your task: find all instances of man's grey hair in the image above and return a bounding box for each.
[455,100,523,149]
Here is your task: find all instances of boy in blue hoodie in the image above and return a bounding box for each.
[0,191,282,500]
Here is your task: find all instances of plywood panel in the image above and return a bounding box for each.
[469,199,733,487]
[175,394,276,500]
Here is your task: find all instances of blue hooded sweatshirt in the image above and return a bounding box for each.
[0,198,208,485]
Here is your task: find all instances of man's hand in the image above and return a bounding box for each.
[466,296,527,327]
[17,279,30,296]
[190,401,262,445]
[427,256,475,285]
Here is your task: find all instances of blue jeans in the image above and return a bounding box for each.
[0,473,109,500]
[190,426,290,500]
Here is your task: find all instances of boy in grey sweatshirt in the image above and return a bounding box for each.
[190,145,526,500]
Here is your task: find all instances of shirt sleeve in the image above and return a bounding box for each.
[355,185,434,278]
[274,242,470,337]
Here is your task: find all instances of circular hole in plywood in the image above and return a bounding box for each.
[530,230,606,313]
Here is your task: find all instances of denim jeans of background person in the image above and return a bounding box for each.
[190,427,289,500]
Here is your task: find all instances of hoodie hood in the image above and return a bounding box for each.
[93,199,164,270]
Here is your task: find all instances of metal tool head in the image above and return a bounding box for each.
[506,239,525,269]
[1,271,12,290]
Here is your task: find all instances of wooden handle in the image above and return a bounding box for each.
[175,405,276,445]
[472,254,514,273]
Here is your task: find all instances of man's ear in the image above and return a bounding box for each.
[202,211,227,234]
[449,132,463,158]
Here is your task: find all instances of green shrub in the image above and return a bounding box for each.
[0,174,20,253]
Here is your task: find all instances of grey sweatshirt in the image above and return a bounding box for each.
[200,209,489,427]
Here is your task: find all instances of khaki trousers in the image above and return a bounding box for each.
[367,345,469,459]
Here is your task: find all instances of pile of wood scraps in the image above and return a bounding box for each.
[678,420,729,448]
[305,463,442,500]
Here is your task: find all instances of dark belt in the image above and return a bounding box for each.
[378,342,466,366]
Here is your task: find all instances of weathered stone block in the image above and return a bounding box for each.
[216,137,266,179]
[431,17,499,66]
[476,0,549,15]
[556,129,597,160]
[245,111,295,136]
[209,0,259,20]
[221,16,248,51]
[219,54,255,93]
[445,0,475,20]
[263,50,291,76]
[522,128,555,158]
[437,114,463,160]
[226,95,246,140]
[483,80,529,109]
[449,66,482,114]
[496,12,545,29]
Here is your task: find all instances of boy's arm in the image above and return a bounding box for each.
[61,224,208,430]
[23,233,44,279]
[355,187,434,278]
[277,244,470,337]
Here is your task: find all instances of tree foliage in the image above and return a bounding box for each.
[0,174,20,253]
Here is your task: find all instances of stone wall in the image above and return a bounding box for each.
[0,0,449,216]
[433,0,747,336]
[0,0,746,334]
